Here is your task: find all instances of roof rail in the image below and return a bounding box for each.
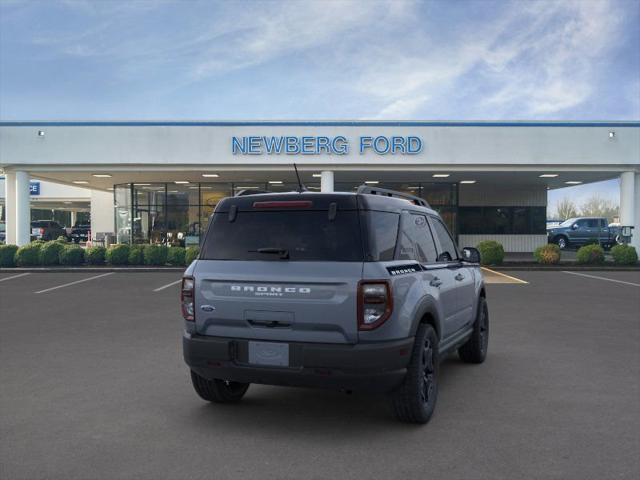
[356,185,430,208]
[234,189,270,197]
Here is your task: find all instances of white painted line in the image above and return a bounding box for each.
[481,267,529,284]
[153,279,182,292]
[562,271,640,287]
[0,273,31,283]
[34,272,115,294]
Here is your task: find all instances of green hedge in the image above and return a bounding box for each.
[576,244,605,264]
[167,246,186,266]
[39,241,65,265]
[15,243,43,266]
[533,244,561,265]
[59,244,85,265]
[185,246,199,265]
[143,244,168,266]
[0,244,19,267]
[106,244,130,265]
[477,240,504,266]
[128,245,145,265]
[610,244,638,265]
[85,246,106,265]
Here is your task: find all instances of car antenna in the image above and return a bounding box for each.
[293,163,307,193]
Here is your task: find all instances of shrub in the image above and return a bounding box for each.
[59,244,85,265]
[143,244,168,266]
[166,246,186,266]
[576,244,605,264]
[0,244,19,267]
[56,236,69,243]
[477,240,504,266]
[15,243,42,266]
[39,241,65,265]
[128,245,145,265]
[533,244,561,265]
[610,244,638,265]
[185,246,199,265]
[85,246,106,265]
[31,240,46,247]
[106,244,130,265]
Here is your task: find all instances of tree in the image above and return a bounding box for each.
[579,194,619,223]
[553,197,578,220]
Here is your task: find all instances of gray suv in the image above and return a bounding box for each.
[182,186,488,423]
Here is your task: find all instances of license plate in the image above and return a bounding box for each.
[248,341,289,367]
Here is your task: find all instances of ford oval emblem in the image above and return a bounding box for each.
[200,305,215,312]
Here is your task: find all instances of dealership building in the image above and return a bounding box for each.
[1,121,639,251]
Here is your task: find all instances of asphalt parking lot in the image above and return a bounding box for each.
[1,269,639,480]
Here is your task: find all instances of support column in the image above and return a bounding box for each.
[70,211,77,227]
[320,171,334,193]
[15,171,31,246]
[620,171,638,251]
[5,172,16,244]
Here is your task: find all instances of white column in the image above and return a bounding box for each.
[15,171,31,246]
[5,172,16,244]
[90,189,115,237]
[320,171,334,193]
[620,171,638,251]
[70,211,77,227]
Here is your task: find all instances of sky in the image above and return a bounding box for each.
[0,0,638,208]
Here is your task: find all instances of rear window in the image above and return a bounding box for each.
[201,210,363,261]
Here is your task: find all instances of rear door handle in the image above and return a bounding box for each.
[429,277,442,287]
[455,273,465,281]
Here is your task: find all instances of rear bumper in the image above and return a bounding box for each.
[183,333,414,393]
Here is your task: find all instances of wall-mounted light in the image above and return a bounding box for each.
[609,131,615,139]
[37,130,45,137]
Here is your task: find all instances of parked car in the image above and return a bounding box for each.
[181,186,488,424]
[547,217,619,249]
[69,223,90,243]
[0,221,5,243]
[31,220,68,241]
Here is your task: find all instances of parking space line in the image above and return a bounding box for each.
[562,271,640,287]
[153,279,182,292]
[0,273,31,283]
[481,267,529,284]
[34,273,115,294]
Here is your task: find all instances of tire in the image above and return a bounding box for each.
[190,370,249,403]
[391,324,438,424]
[556,236,568,250]
[458,297,489,364]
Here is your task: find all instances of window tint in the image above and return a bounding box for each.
[397,213,438,263]
[586,219,599,228]
[575,219,588,228]
[201,210,363,261]
[364,211,399,261]
[459,206,546,234]
[431,218,458,262]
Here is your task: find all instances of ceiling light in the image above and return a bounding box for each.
[565,181,582,185]
[133,183,151,186]
[174,181,189,184]
[432,174,450,178]
[539,174,558,178]
[202,173,219,178]
[312,174,322,178]
[188,186,199,189]
[92,174,112,178]
[168,190,178,193]
[268,180,283,184]
[460,180,476,184]
[72,180,89,184]
[63,201,72,204]
[364,180,379,184]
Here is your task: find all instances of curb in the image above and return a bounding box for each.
[0,267,186,273]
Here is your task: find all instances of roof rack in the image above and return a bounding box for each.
[356,185,431,208]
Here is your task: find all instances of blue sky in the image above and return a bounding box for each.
[1,0,638,208]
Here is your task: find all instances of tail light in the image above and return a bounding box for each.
[38,228,45,236]
[181,276,195,321]
[358,281,393,330]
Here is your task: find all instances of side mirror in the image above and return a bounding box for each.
[572,223,579,230]
[462,247,480,263]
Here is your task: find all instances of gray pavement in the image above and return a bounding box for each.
[1,270,639,480]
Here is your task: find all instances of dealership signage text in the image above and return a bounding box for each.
[232,135,422,155]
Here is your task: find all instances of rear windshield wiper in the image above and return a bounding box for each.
[249,247,290,259]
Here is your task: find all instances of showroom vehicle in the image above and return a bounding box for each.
[69,222,90,243]
[31,220,67,241]
[181,186,488,423]
[547,216,619,249]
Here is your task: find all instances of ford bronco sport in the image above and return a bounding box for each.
[182,186,488,423]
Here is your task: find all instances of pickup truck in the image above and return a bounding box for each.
[547,217,618,250]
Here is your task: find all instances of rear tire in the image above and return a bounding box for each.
[391,324,438,424]
[458,297,489,364]
[190,370,249,403]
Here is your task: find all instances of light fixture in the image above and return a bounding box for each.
[63,201,72,204]
[268,181,283,184]
[92,174,112,178]
[364,180,379,184]
[174,181,189,184]
[609,131,615,139]
[432,174,450,178]
[188,186,199,190]
[539,174,558,178]
[133,183,151,186]
[37,130,45,137]
[565,181,582,185]
[312,174,322,178]
[460,180,476,184]
[72,180,89,184]
[202,173,219,178]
